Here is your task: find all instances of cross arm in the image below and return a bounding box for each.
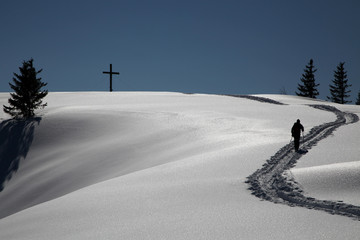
[103,71,120,75]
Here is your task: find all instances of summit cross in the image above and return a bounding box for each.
[103,64,120,92]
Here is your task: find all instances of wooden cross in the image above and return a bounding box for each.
[103,64,120,92]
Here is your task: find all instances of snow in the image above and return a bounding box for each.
[291,110,360,206]
[0,92,359,239]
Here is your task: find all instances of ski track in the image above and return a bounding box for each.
[237,95,360,220]
[226,94,286,105]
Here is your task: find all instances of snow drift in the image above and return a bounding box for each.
[0,92,359,239]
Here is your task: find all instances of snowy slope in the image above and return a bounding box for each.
[0,92,359,239]
[290,109,360,206]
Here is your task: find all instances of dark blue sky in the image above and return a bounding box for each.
[1,0,359,102]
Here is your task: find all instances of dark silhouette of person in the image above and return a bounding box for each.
[291,119,304,152]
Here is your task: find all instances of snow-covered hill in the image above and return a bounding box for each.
[0,92,359,239]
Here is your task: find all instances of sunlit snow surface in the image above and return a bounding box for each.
[0,92,359,240]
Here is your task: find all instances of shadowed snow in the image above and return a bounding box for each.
[0,92,358,240]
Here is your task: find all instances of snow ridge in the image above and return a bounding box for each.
[246,104,360,220]
[226,94,285,105]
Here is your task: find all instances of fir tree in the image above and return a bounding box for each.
[3,59,48,118]
[296,59,320,98]
[356,90,360,105]
[327,62,351,104]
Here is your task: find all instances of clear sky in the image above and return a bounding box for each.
[1,0,359,102]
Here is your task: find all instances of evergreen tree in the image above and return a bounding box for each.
[296,59,320,98]
[356,90,360,105]
[327,62,351,104]
[3,59,48,118]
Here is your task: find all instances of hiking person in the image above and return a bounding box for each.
[291,119,304,152]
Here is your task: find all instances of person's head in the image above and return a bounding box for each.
[297,119,300,124]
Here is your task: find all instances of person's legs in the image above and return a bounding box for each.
[294,138,300,151]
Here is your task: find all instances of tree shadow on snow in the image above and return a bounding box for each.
[0,118,41,192]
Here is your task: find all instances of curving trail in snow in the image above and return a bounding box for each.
[243,97,360,220]
[1,93,359,239]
